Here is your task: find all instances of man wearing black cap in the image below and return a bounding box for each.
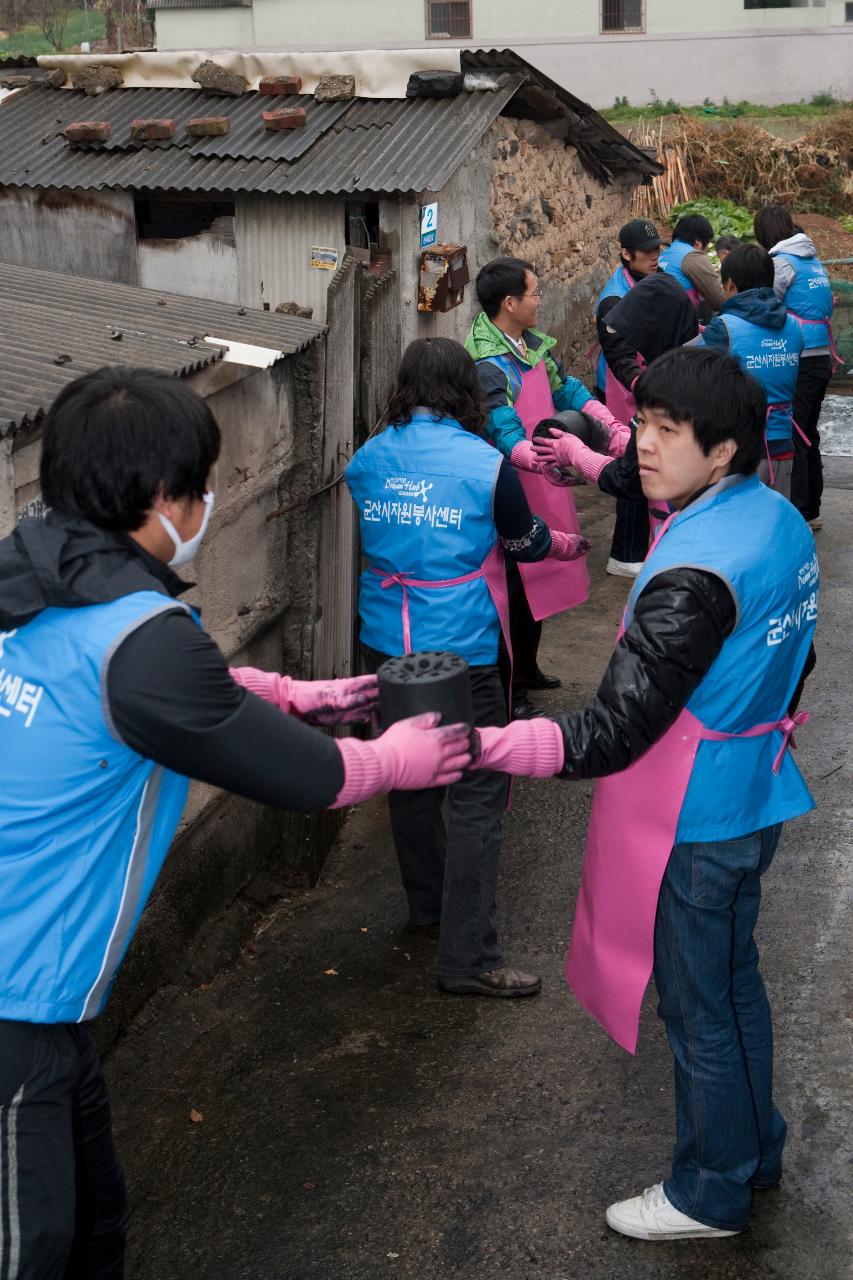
[594,220,662,577]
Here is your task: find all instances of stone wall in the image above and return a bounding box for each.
[490,116,640,377]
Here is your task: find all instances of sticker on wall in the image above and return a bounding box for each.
[311,246,340,270]
[420,203,438,250]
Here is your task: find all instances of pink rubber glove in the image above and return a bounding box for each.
[580,399,631,456]
[532,430,613,486]
[472,719,565,777]
[548,530,592,561]
[510,439,543,473]
[331,713,472,807]
[230,667,378,726]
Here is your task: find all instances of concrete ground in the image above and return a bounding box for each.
[108,468,853,1280]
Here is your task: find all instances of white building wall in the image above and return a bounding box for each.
[155,5,255,49]
[154,0,852,105]
[156,0,848,47]
[236,195,347,323]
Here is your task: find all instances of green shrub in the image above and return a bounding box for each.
[670,198,755,242]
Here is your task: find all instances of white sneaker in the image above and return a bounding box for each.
[605,1182,741,1241]
[606,557,643,578]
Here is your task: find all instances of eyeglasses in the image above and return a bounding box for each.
[511,287,542,300]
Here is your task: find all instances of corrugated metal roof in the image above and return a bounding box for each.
[0,74,525,196]
[0,51,658,197]
[0,262,324,436]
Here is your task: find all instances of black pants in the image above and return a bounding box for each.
[504,558,541,702]
[609,495,650,564]
[364,651,508,977]
[791,354,832,522]
[0,1021,127,1280]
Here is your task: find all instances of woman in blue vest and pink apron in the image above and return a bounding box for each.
[754,204,839,530]
[471,348,818,1241]
[346,338,588,999]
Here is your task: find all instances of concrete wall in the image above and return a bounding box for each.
[0,187,138,283]
[138,230,239,303]
[236,195,347,323]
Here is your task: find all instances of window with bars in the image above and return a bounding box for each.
[425,1,472,38]
[601,0,644,31]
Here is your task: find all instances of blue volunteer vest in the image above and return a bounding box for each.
[0,592,194,1022]
[659,240,698,297]
[774,252,833,351]
[625,474,817,842]
[595,265,634,391]
[721,311,803,445]
[346,414,502,664]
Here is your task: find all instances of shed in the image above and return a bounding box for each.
[0,47,660,362]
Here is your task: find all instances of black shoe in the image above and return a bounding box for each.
[526,668,562,691]
[511,698,547,720]
[439,966,542,998]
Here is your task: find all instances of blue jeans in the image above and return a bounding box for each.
[653,824,786,1232]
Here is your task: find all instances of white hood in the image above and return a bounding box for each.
[770,232,816,259]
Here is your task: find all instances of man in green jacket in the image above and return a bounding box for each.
[465,257,618,717]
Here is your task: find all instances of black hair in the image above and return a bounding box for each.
[715,235,742,255]
[386,338,487,436]
[672,214,714,248]
[634,347,765,475]
[721,242,774,293]
[40,366,221,532]
[475,257,534,319]
[753,204,795,252]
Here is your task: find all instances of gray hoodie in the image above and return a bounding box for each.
[769,233,828,356]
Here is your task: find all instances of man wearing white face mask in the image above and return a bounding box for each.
[0,367,472,1279]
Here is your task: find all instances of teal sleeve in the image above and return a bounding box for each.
[487,405,526,459]
[553,377,594,413]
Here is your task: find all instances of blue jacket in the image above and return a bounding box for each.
[700,288,804,449]
[773,250,833,351]
[626,474,818,842]
[0,592,193,1022]
[346,415,503,664]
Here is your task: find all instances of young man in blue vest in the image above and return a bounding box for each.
[0,368,472,1278]
[659,214,725,314]
[476,348,818,1240]
[699,242,803,499]
[595,219,662,577]
[754,204,835,530]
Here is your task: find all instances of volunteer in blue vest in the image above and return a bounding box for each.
[471,347,818,1240]
[346,337,588,999]
[698,242,803,498]
[0,367,474,1278]
[659,213,725,315]
[754,204,836,530]
[464,257,619,719]
[595,219,662,578]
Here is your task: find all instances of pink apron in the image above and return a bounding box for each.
[565,515,809,1054]
[787,312,844,372]
[370,542,511,665]
[513,360,589,621]
[604,356,643,429]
